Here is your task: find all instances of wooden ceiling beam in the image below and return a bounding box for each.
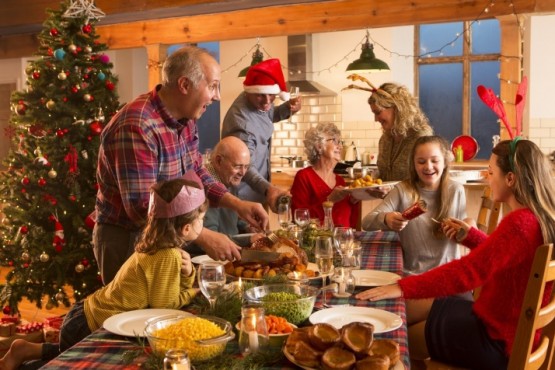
[1,0,554,59]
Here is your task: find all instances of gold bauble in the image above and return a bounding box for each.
[48,169,57,179]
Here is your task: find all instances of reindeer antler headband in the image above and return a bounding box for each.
[342,73,393,99]
[477,76,527,139]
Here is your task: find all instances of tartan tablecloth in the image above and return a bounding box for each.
[41,231,409,369]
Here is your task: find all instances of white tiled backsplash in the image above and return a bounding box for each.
[271,94,383,167]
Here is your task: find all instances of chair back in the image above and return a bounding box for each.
[508,243,555,370]
[476,186,501,235]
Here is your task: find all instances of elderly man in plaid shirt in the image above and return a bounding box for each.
[93,46,268,284]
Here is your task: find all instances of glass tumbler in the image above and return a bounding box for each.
[163,349,191,370]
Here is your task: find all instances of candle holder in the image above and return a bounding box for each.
[331,267,356,298]
[287,271,309,285]
[163,348,191,370]
[238,305,269,355]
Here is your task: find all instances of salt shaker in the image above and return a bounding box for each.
[163,349,191,370]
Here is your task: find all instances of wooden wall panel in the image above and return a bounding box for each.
[1,0,555,59]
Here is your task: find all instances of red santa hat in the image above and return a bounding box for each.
[243,58,289,100]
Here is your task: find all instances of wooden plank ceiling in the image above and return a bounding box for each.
[1,0,554,59]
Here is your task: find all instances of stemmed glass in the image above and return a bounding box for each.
[198,261,226,312]
[277,202,292,231]
[314,236,334,307]
[294,208,310,228]
[333,227,355,267]
[288,86,300,123]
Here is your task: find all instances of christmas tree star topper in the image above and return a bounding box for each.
[63,0,105,23]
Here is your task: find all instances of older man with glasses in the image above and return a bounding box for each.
[185,136,266,257]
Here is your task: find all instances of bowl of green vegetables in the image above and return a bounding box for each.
[244,284,318,325]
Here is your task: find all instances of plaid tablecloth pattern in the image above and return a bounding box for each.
[41,231,409,369]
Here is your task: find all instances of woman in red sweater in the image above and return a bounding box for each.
[356,138,555,369]
[290,122,359,229]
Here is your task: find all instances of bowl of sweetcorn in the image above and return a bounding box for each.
[144,314,235,362]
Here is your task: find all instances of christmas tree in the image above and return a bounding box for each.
[0,0,120,315]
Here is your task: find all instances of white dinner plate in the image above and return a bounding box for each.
[191,255,215,264]
[283,347,405,369]
[309,306,402,333]
[103,309,193,337]
[351,269,402,287]
[346,181,399,200]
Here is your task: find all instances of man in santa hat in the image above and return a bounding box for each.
[222,58,301,210]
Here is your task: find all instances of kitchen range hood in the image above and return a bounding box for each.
[287,34,336,96]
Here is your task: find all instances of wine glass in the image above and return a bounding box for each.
[294,208,310,228]
[198,261,226,312]
[314,236,334,307]
[333,227,355,267]
[288,86,300,123]
[277,202,292,230]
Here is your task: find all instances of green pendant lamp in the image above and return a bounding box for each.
[346,31,389,73]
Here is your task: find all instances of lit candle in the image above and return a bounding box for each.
[248,315,259,352]
[172,364,190,370]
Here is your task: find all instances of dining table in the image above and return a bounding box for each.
[40,230,409,369]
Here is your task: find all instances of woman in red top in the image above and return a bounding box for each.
[290,122,359,229]
[356,138,555,369]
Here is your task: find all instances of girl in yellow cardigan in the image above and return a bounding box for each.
[0,173,207,370]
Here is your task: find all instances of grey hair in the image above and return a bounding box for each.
[161,46,213,88]
[304,122,342,165]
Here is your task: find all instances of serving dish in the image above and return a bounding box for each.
[244,284,319,325]
[345,181,400,200]
[283,347,405,370]
[144,314,235,362]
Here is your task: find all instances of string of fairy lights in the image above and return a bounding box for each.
[145,0,524,78]
[222,0,524,77]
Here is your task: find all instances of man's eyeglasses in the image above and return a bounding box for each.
[222,155,250,171]
[326,138,341,145]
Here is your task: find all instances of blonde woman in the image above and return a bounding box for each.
[369,83,433,184]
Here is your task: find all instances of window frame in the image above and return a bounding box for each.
[414,16,523,154]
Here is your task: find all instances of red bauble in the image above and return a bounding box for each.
[56,129,64,138]
[32,71,40,79]
[82,24,92,33]
[71,85,79,93]
[2,306,11,315]
[16,102,27,115]
[8,261,13,267]
[68,195,76,202]
[105,81,115,91]
[38,178,47,187]
[89,121,103,135]
[84,214,95,229]
[20,225,28,234]
[49,28,59,36]
[47,48,53,56]
[21,177,30,186]
[28,123,46,137]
